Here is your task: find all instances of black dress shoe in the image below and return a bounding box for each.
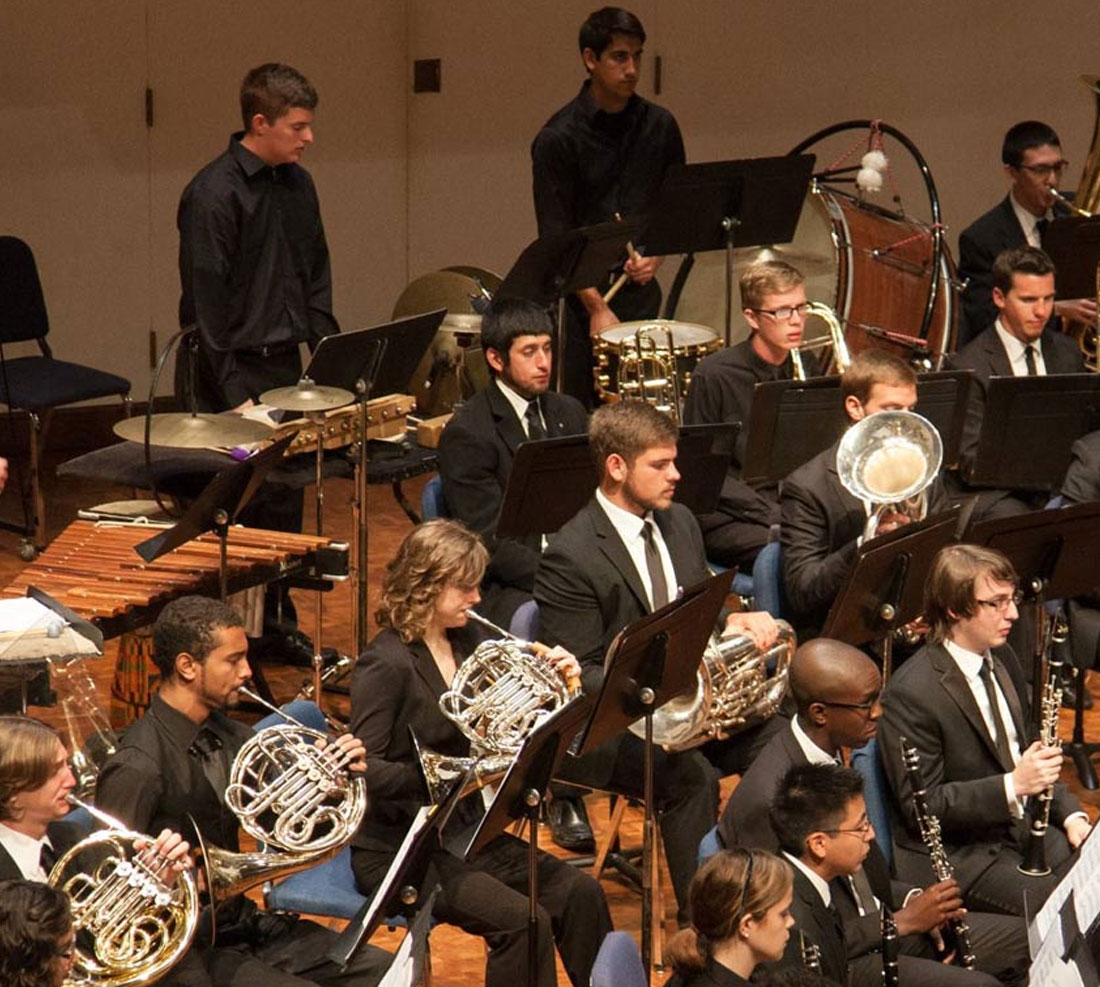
[546,796,595,853]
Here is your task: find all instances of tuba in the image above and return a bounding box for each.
[836,409,943,541]
[791,301,852,379]
[50,796,201,987]
[629,621,796,752]
[613,325,683,423]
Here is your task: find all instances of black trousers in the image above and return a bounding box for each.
[965,828,1075,917]
[352,833,612,987]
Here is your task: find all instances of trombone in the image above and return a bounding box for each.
[791,301,851,379]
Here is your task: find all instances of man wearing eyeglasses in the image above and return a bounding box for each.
[957,120,1097,346]
[682,260,821,573]
[719,641,1028,986]
[878,543,1091,917]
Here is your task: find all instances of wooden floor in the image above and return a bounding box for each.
[3,447,1099,985]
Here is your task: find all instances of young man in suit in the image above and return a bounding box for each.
[682,260,820,571]
[781,350,947,638]
[957,120,1096,346]
[878,544,1091,917]
[719,641,1028,985]
[535,400,779,919]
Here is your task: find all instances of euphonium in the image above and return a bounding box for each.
[614,324,683,423]
[50,795,200,987]
[629,621,796,752]
[791,301,851,379]
[836,409,943,541]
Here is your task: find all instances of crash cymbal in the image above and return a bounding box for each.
[114,412,273,448]
[260,377,354,412]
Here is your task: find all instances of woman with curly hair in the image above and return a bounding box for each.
[348,519,611,987]
[664,848,797,986]
[0,879,74,987]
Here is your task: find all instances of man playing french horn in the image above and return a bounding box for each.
[95,595,392,987]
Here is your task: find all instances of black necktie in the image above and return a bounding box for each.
[1024,345,1038,376]
[524,399,546,440]
[642,520,669,610]
[978,658,1016,768]
[190,727,229,804]
[1036,217,1049,243]
[39,841,57,876]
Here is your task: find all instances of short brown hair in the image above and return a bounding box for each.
[152,596,244,681]
[992,245,1056,295]
[0,717,62,823]
[240,63,317,130]
[841,348,917,406]
[376,520,489,643]
[924,544,1018,643]
[740,260,804,311]
[0,880,73,987]
[589,401,677,477]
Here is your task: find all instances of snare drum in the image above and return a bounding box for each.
[595,319,720,408]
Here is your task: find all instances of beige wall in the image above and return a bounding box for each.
[2,0,1098,401]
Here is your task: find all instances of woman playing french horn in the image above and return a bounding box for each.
[350,519,612,987]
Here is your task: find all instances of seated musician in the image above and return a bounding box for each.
[0,879,75,987]
[957,121,1096,347]
[437,296,594,852]
[0,715,189,884]
[349,519,612,987]
[662,849,795,987]
[877,544,1091,916]
[948,245,1086,521]
[718,640,1028,984]
[781,349,948,638]
[771,763,1025,987]
[682,259,821,571]
[534,399,782,921]
[95,595,392,987]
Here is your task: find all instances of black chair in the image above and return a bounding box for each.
[0,235,131,556]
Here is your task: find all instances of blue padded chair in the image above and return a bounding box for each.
[751,541,785,619]
[420,475,448,521]
[850,736,894,870]
[509,599,540,640]
[697,824,723,868]
[590,931,647,987]
[0,235,131,555]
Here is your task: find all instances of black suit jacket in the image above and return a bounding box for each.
[1062,429,1100,505]
[780,866,849,985]
[878,641,1080,891]
[438,382,588,623]
[0,819,82,881]
[957,197,1029,346]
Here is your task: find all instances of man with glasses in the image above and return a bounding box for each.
[957,120,1097,346]
[719,641,1027,985]
[878,544,1091,916]
[682,260,820,572]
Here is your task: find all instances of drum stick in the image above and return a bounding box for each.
[603,241,644,304]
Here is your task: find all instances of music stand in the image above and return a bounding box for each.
[572,570,730,974]
[965,375,1100,490]
[643,155,816,345]
[463,697,594,986]
[821,508,962,681]
[305,311,447,653]
[496,221,642,392]
[1043,214,1100,303]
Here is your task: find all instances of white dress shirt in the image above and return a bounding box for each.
[784,850,833,908]
[1010,192,1052,250]
[993,318,1047,376]
[494,378,545,437]
[595,488,678,611]
[0,822,52,881]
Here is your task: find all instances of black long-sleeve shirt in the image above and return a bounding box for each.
[178,133,338,407]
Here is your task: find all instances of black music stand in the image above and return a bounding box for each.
[496,221,642,392]
[965,375,1100,491]
[821,508,963,680]
[463,697,594,986]
[570,570,730,974]
[643,155,815,345]
[1043,214,1100,302]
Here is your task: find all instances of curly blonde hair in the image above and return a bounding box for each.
[375,520,489,643]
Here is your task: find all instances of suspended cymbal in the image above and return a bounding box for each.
[260,378,354,412]
[114,412,273,448]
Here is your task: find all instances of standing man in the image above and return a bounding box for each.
[878,544,1091,917]
[532,7,685,405]
[957,120,1096,346]
[682,259,820,571]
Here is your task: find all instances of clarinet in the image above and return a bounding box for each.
[881,908,900,987]
[799,930,822,974]
[1018,616,1066,877]
[899,737,977,969]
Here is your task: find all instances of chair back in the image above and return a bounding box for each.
[0,236,49,344]
[421,475,449,521]
[254,699,327,734]
[508,599,540,641]
[590,931,647,987]
[851,736,894,869]
[696,824,722,867]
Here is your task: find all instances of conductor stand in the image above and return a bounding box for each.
[644,155,815,346]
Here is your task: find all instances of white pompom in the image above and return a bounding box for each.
[862,149,888,172]
[857,167,884,192]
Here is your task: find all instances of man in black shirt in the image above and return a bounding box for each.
[531,7,685,405]
[682,260,819,570]
[96,596,390,987]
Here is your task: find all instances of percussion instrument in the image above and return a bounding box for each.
[113,412,272,448]
[669,185,957,366]
[260,377,354,412]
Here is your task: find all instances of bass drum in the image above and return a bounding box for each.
[392,266,501,416]
[668,186,957,366]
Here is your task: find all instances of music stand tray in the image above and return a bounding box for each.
[1044,215,1100,301]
